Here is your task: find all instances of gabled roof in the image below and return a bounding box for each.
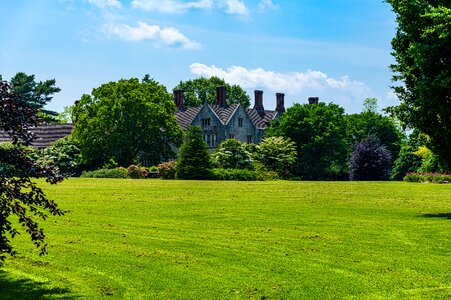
[175,102,279,130]
[210,104,239,124]
[0,124,74,149]
[246,108,279,129]
[174,106,202,130]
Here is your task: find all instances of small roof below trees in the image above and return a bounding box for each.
[0,124,74,149]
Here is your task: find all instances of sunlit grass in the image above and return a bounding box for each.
[1,179,450,299]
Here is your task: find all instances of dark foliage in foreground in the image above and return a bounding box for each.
[0,80,64,266]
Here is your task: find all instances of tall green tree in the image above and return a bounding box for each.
[386,0,451,170]
[266,102,348,180]
[1,72,61,120]
[173,76,251,108]
[176,126,213,179]
[71,76,183,168]
[0,80,64,265]
[345,113,403,161]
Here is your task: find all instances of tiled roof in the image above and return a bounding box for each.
[175,106,202,130]
[210,104,239,124]
[246,108,278,129]
[175,103,278,130]
[0,124,74,149]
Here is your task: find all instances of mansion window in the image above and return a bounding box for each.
[229,134,235,139]
[238,118,243,127]
[204,134,216,148]
[201,118,211,127]
[246,135,253,144]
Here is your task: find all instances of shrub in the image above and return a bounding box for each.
[40,136,82,176]
[80,168,128,178]
[391,144,423,180]
[349,135,392,181]
[212,139,253,169]
[256,170,280,181]
[158,161,177,179]
[403,172,451,183]
[414,146,443,173]
[254,136,296,176]
[127,165,148,179]
[210,168,258,181]
[0,142,39,177]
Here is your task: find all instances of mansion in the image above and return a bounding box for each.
[174,86,285,148]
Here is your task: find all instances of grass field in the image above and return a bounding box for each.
[0,179,450,299]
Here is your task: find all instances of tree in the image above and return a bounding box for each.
[266,102,348,180]
[71,76,184,168]
[1,72,61,121]
[0,80,64,266]
[349,135,392,181]
[345,110,403,161]
[363,97,378,113]
[386,0,451,170]
[391,130,423,180]
[176,126,213,179]
[212,139,253,169]
[173,76,251,108]
[255,136,297,176]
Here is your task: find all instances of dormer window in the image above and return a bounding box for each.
[238,118,243,127]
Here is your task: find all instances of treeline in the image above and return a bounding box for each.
[0,73,446,181]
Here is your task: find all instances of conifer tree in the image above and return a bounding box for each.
[176,126,212,179]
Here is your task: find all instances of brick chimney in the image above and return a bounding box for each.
[276,93,285,113]
[254,90,265,117]
[174,89,185,111]
[308,97,319,105]
[216,86,227,107]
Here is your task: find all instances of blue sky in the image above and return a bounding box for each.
[1,0,398,114]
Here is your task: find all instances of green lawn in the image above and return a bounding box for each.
[1,179,450,299]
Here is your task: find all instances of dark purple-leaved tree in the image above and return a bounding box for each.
[0,80,64,266]
[349,135,392,181]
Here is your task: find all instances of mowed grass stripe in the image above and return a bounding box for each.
[1,179,450,299]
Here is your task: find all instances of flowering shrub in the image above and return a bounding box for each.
[158,161,177,179]
[127,165,149,179]
[403,172,451,183]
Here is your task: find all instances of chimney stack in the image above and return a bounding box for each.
[174,89,185,111]
[308,97,319,105]
[216,86,227,107]
[276,93,285,113]
[254,90,265,117]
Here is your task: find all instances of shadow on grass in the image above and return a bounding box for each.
[0,270,78,300]
[421,213,451,220]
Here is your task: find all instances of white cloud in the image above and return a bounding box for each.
[258,0,277,11]
[87,0,122,9]
[189,63,373,111]
[132,0,247,15]
[131,0,213,13]
[219,0,248,15]
[102,22,202,49]
[190,63,370,95]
